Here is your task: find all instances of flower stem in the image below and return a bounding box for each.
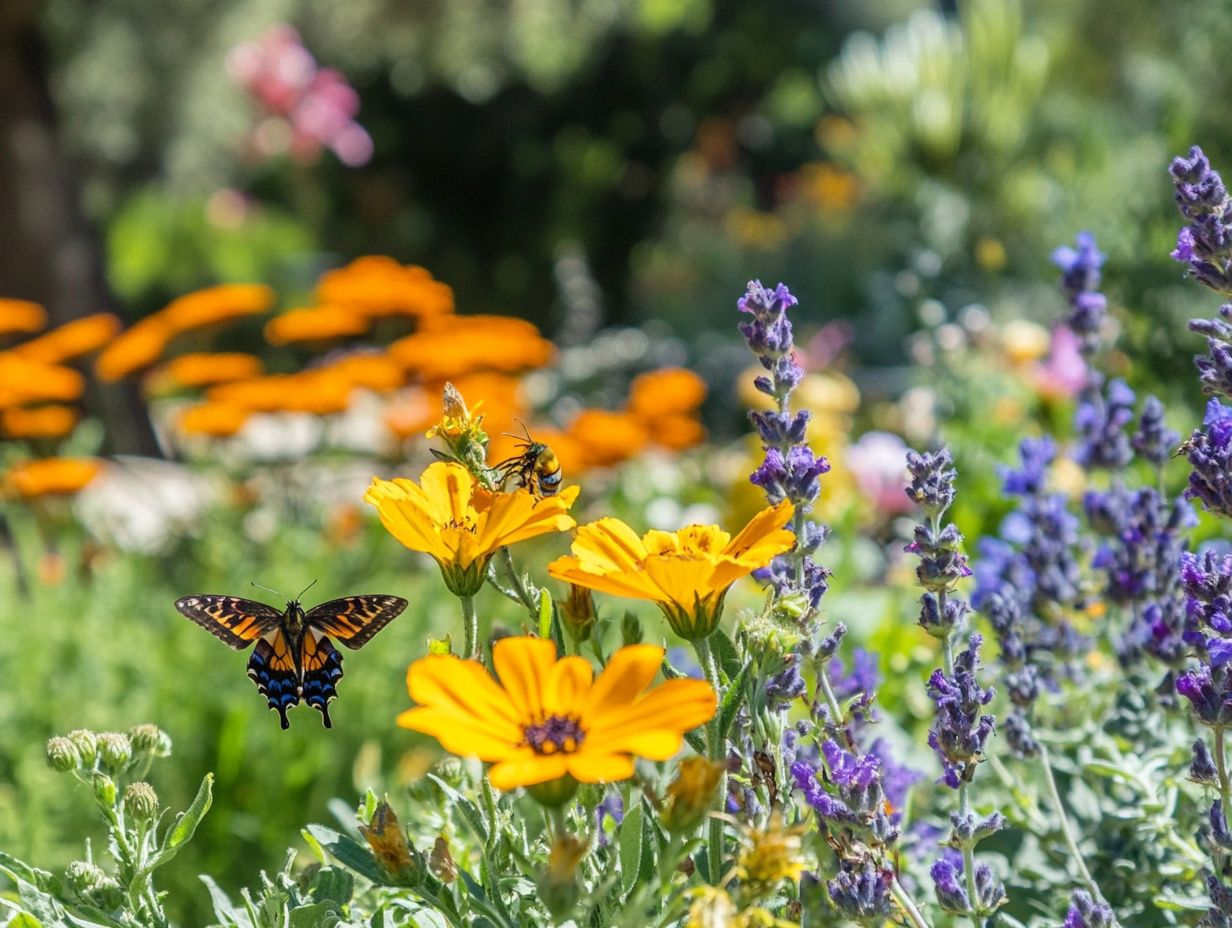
[1216,726,1232,815]
[499,546,538,618]
[1038,744,1115,920]
[890,875,933,928]
[460,595,479,660]
[692,635,726,885]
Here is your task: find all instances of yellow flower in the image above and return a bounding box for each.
[397,636,716,791]
[661,756,727,833]
[0,299,47,335]
[547,501,795,640]
[4,458,101,499]
[686,887,737,928]
[732,812,808,899]
[365,462,579,595]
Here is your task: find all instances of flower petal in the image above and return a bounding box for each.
[547,556,663,602]
[643,554,723,607]
[569,518,649,572]
[487,752,569,790]
[723,499,795,562]
[567,752,636,784]
[583,644,664,718]
[492,636,557,720]
[406,655,522,734]
[585,679,716,755]
[543,655,593,715]
[396,708,518,761]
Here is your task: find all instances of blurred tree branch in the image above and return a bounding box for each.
[0,0,158,455]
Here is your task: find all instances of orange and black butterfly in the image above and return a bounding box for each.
[174,591,407,729]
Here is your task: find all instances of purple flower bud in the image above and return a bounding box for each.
[827,859,895,919]
[1062,890,1115,928]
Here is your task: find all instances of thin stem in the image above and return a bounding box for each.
[890,875,933,928]
[957,786,981,928]
[499,546,538,617]
[1216,727,1231,814]
[1038,744,1115,920]
[692,636,726,885]
[460,595,479,660]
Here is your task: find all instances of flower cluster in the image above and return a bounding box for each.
[741,281,831,614]
[1052,231,1108,356]
[227,25,373,167]
[905,449,972,640]
[1170,145,1232,296]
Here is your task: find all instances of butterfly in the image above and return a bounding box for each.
[174,591,408,729]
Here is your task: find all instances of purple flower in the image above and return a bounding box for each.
[905,448,958,517]
[1061,890,1115,928]
[927,635,996,789]
[1074,376,1136,471]
[827,859,895,919]
[829,648,881,703]
[1170,146,1232,296]
[930,855,1006,917]
[1052,232,1108,355]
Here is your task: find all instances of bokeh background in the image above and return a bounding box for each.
[2,0,1229,922]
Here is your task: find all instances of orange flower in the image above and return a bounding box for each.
[0,355,85,405]
[565,410,649,468]
[264,305,372,345]
[148,352,265,391]
[1,405,79,439]
[398,637,716,791]
[316,256,454,318]
[389,315,555,381]
[95,317,174,381]
[319,352,405,392]
[4,457,102,499]
[11,314,121,363]
[158,283,274,334]
[0,299,47,336]
[176,403,249,437]
[207,370,353,415]
[647,413,707,451]
[627,368,707,418]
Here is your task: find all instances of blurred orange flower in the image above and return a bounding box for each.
[148,352,265,391]
[11,314,121,363]
[159,283,274,334]
[0,299,48,336]
[95,317,174,381]
[566,410,649,469]
[389,315,554,381]
[4,457,101,499]
[264,305,371,345]
[627,368,707,418]
[177,403,250,437]
[208,370,353,415]
[316,256,454,318]
[0,355,85,404]
[1,405,79,439]
[319,352,405,392]
[646,414,706,451]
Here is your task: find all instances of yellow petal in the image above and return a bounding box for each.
[543,655,593,715]
[569,518,649,572]
[492,636,557,720]
[567,752,636,784]
[586,679,716,754]
[582,644,664,718]
[406,655,522,734]
[643,554,724,607]
[396,708,518,761]
[487,752,569,790]
[547,557,664,602]
[723,499,795,562]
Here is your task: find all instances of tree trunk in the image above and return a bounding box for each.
[0,0,160,455]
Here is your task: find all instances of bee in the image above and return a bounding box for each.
[495,424,562,497]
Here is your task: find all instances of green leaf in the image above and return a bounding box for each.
[711,629,742,682]
[159,772,214,860]
[684,730,705,755]
[458,870,517,928]
[538,589,553,639]
[717,660,753,743]
[289,903,339,928]
[200,874,249,927]
[426,774,489,846]
[307,867,355,907]
[7,915,42,928]
[618,798,643,899]
[304,825,387,885]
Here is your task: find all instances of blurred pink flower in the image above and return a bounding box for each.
[847,431,914,517]
[227,25,373,167]
[1032,326,1088,400]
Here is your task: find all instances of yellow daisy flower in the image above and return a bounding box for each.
[547,500,795,640]
[398,636,716,794]
[364,461,579,596]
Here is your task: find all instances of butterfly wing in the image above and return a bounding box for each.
[175,595,283,649]
[299,630,344,728]
[304,595,408,650]
[247,630,301,729]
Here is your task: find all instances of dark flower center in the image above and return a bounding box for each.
[523,714,585,755]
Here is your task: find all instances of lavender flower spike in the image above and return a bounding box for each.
[1052,231,1108,356]
[1170,145,1232,296]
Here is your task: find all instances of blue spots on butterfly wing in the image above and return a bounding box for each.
[302,636,344,729]
[247,638,300,730]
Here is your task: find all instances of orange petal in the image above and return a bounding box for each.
[547,557,664,602]
[396,708,519,761]
[570,518,649,572]
[567,752,636,784]
[724,499,795,561]
[586,679,716,754]
[582,644,664,718]
[406,655,522,734]
[487,753,569,790]
[492,636,557,720]
[543,655,593,715]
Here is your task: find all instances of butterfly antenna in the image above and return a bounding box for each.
[251,582,284,599]
[295,579,318,602]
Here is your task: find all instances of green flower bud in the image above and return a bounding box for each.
[621,611,643,646]
[525,775,579,808]
[123,782,160,822]
[66,729,98,766]
[85,876,124,910]
[92,773,117,807]
[536,835,587,920]
[96,732,133,769]
[46,736,81,772]
[128,724,171,757]
[65,860,108,893]
[559,584,596,643]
